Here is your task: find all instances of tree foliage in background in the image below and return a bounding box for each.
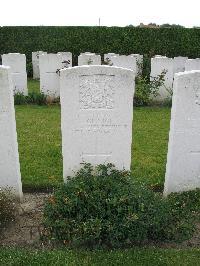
[1,26,200,69]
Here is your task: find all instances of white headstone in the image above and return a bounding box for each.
[78,53,101,66]
[174,56,188,73]
[0,66,22,199]
[109,55,137,74]
[39,53,71,97]
[32,51,47,79]
[150,56,174,100]
[80,52,95,55]
[130,54,143,75]
[164,71,200,195]
[2,53,28,95]
[60,65,135,179]
[185,59,200,71]
[104,53,119,61]
[57,52,72,67]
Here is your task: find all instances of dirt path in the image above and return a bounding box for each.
[0,193,199,249]
[0,193,49,248]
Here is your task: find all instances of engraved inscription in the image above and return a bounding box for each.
[73,113,128,134]
[81,152,112,165]
[79,75,115,109]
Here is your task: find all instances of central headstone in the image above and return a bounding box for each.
[164,71,200,195]
[60,66,135,179]
[0,66,22,199]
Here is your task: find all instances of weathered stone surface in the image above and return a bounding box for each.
[32,51,47,79]
[2,53,27,95]
[57,52,72,67]
[0,66,22,199]
[104,53,119,61]
[60,66,135,179]
[78,53,101,66]
[39,53,71,97]
[174,56,188,73]
[109,55,137,74]
[164,71,200,195]
[185,59,200,71]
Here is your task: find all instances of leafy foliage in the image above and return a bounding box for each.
[43,164,195,248]
[134,70,167,106]
[14,92,47,105]
[0,26,199,70]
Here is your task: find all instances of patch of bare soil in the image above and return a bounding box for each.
[0,193,199,249]
[0,193,49,248]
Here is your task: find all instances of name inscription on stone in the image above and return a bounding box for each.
[73,113,128,134]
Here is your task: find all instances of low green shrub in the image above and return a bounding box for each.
[134,70,167,106]
[14,92,28,105]
[14,92,47,105]
[28,92,47,105]
[43,164,195,248]
[0,189,16,232]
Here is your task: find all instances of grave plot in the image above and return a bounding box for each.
[60,65,135,179]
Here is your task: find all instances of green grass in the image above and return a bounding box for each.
[28,78,40,93]
[3,80,199,265]
[0,248,200,266]
[15,79,171,190]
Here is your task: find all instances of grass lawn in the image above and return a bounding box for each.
[0,248,200,266]
[3,80,199,265]
[16,79,171,190]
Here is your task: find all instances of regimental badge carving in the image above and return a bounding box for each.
[79,75,115,109]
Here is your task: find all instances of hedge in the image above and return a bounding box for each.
[1,26,200,66]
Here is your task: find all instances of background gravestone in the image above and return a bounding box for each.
[109,55,137,74]
[57,51,72,65]
[32,51,47,79]
[39,53,71,97]
[185,59,200,71]
[104,53,119,61]
[130,54,143,76]
[78,53,101,66]
[164,71,200,195]
[60,65,135,179]
[2,53,28,95]
[173,56,188,73]
[150,56,174,101]
[0,66,23,199]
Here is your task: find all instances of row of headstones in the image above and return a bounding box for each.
[151,56,200,100]
[0,52,142,97]
[1,64,200,200]
[3,52,200,101]
[36,52,143,97]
